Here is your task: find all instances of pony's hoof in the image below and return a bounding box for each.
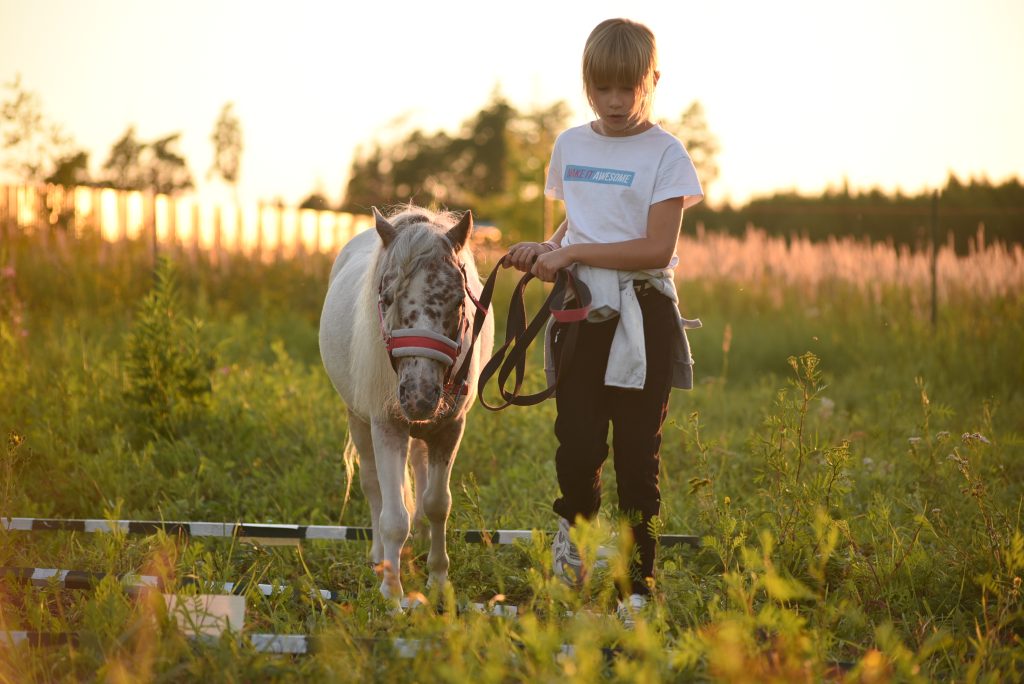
[402,592,429,612]
[426,574,449,590]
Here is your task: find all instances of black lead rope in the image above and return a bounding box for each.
[474,255,592,411]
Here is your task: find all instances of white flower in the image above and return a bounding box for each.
[961,432,991,445]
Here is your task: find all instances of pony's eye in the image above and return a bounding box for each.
[381,294,393,308]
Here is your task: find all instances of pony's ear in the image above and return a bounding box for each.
[445,210,473,252]
[373,207,396,247]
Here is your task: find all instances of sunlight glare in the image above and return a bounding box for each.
[174,197,195,247]
[99,189,119,241]
[154,194,170,244]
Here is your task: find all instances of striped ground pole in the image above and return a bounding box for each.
[0,631,317,654]
[0,567,519,617]
[0,630,618,658]
[1,517,701,547]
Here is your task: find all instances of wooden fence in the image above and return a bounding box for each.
[0,184,375,262]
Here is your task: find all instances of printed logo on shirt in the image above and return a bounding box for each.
[563,165,635,187]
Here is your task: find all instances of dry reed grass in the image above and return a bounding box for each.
[678,223,1022,304]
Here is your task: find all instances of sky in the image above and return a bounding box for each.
[1,0,1022,208]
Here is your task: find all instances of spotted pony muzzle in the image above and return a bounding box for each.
[376,293,470,410]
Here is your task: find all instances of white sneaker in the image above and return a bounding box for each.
[551,517,584,586]
[616,593,648,628]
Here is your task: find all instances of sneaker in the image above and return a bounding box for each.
[616,593,648,629]
[551,517,584,586]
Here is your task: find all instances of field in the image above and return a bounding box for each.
[1,228,1022,682]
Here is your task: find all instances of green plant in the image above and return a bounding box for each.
[124,258,216,440]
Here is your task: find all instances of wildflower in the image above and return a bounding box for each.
[0,266,14,279]
[908,437,922,445]
[935,430,950,441]
[961,432,991,445]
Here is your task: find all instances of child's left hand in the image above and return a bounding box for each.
[532,246,574,282]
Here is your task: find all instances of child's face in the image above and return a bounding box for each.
[589,84,644,136]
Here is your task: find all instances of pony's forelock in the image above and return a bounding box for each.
[376,210,464,330]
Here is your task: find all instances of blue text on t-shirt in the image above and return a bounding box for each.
[564,165,635,187]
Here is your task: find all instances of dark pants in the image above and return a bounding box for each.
[551,285,675,595]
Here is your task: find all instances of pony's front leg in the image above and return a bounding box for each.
[409,439,429,536]
[370,417,411,600]
[422,418,466,589]
[347,410,383,564]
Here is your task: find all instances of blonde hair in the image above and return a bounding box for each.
[582,18,659,124]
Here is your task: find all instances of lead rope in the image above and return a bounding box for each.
[474,255,591,411]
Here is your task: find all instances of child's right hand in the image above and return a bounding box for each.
[504,242,555,272]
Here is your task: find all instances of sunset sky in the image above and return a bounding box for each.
[1,0,1022,208]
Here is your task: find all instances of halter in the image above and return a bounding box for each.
[377,260,488,399]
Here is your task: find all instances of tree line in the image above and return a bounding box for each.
[1,75,242,198]
[4,75,1020,251]
[335,93,1022,251]
[684,176,1024,252]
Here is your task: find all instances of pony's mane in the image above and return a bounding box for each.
[347,206,470,418]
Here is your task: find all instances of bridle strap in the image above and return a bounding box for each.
[475,255,591,410]
[378,260,486,401]
[387,330,459,366]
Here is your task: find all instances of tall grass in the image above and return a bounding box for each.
[1,229,1021,681]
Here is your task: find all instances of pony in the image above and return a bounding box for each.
[319,205,494,599]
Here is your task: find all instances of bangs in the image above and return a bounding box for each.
[583,34,649,89]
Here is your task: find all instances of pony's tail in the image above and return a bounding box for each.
[339,431,359,522]
[403,464,416,521]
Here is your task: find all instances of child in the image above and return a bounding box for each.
[505,17,704,614]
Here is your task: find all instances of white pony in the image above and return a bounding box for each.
[319,206,494,599]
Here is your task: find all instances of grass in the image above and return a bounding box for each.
[1,230,1022,682]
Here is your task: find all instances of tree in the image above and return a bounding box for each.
[209,101,243,201]
[45,151,91,187]
[102,126,193,195]
[1,75,82,184]
[145,133,193,195]
[662,101,720,194]
[299,191,330,210]
[102,126,146,190]
[339,92,571,240]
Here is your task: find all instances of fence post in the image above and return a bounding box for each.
[930,190,939,328]
[0,185,9,242]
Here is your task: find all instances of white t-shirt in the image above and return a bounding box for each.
[545,123,703,269]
